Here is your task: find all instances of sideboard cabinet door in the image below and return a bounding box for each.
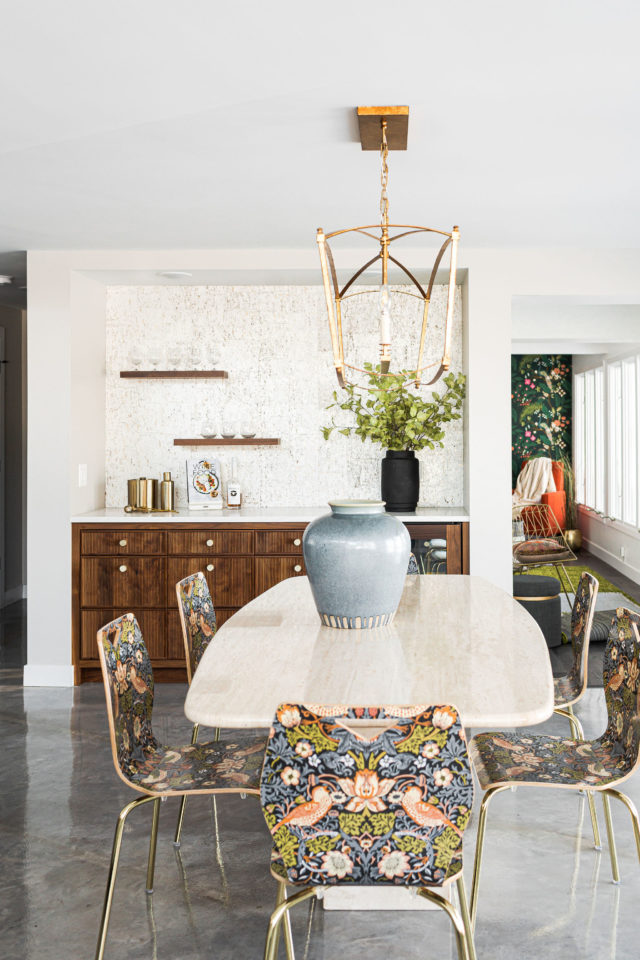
[81,557,166,607]
[255,557,307,596]
[167,557,254,608]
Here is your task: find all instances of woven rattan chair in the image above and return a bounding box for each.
[95,613,268,960]
[261,702,477,960]
[469,607,640,927]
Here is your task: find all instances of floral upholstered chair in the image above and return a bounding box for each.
[553,571,599,733]
[174,572,220,845]
[260,703,477,960]
[469,607,640,925]
[96,613,268,960]
[176,571,217,685]
[553,571,600,846]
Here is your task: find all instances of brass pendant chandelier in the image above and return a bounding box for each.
[317,106,459,388]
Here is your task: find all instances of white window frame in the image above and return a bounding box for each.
[574,347,640,531]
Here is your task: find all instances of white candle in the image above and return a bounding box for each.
[379,284,391,344]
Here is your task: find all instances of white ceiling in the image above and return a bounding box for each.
[1,1,639,253]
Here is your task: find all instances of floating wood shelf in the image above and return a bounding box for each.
[174,438,281,446]
[120,370,228,379]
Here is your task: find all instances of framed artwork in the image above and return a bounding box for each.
[186,457,223,509]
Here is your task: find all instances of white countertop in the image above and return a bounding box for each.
[185,575,552,729]
[71,505,470,524]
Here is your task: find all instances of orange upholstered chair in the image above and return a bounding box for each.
[517,458,566,532]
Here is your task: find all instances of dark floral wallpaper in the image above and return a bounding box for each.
[511,355,572,487]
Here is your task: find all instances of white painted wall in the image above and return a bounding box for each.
[580,507,640,584]
[25,255,106,685]
[70,273,106,515]
[24,247,640,684]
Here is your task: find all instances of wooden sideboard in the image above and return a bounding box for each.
[72,519,469,684]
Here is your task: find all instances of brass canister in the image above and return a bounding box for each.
[127,479,138,509]
[160,472,175,511]
[137,477,148,510]
[145,479,159,510]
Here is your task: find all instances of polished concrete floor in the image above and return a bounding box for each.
[3,680,640,959]
[3,561,640,960]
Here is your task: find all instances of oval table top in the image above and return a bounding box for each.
[184,575,554,730]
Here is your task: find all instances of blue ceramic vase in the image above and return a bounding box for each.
[302,500,411,629]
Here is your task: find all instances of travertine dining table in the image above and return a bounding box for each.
[185,574,553,913]
[185,574,554,730]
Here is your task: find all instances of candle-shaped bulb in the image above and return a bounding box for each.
[379,284,391,346]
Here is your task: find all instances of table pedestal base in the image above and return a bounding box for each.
[323,885,451,911]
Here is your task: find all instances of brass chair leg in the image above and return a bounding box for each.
[585,791,602,851]
[273,882,296,960]
[604,788,640,864]
[95,794,158,960]
[601,791,620,883]
[264,888,317,960]
[174,723,201,847]
[470,784,509,929]
[417,885,469,960]
[146,798,161,893]
[456,875,477,960]
[555,704,585,740]
[555,706,601,849]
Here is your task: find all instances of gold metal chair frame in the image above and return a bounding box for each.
[265,874,477,960]
[95,616,290,960]
[469,781,640,929]
[512,502,577,609]
[173,573,222,848]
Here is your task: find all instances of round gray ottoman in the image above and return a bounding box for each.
[513,574,562,649]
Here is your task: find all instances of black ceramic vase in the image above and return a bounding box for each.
[381,450,419,513]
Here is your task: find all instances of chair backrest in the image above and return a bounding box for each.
[97,613,157,784]
[407,553,419,575]
[261,702,473,887]
[601,608,640,778]
[176,572,217,684]
[567,571,599,694]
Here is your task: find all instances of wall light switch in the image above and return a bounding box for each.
[620,545,626,560]
[78,464,88,488]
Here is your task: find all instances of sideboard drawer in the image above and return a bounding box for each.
[255,556,306,596]
[81,530,165,555]
[255,529,306,555]
[82,609,166,660]
[167,530,254,556]
[167,557,254,607]
[81,557,166,607]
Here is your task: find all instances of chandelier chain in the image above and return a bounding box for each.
[380,119,389,229]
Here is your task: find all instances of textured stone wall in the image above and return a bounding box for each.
[105,284,463,508]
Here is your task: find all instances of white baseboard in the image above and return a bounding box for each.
[23,664,74,687]
[583,538,640,586]
[2,584,27,607]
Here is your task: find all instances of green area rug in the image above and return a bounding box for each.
[524,563,635,600]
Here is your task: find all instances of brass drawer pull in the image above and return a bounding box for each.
[119,539,127,547]
[119,564,127,573]
[206,563,214,572]
[293,564,302,573]
[206,539,214,547]
[293,538,301,546]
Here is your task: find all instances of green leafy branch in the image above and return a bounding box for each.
[322,365,466,453]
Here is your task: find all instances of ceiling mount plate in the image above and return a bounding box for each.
[357,105,409,150]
